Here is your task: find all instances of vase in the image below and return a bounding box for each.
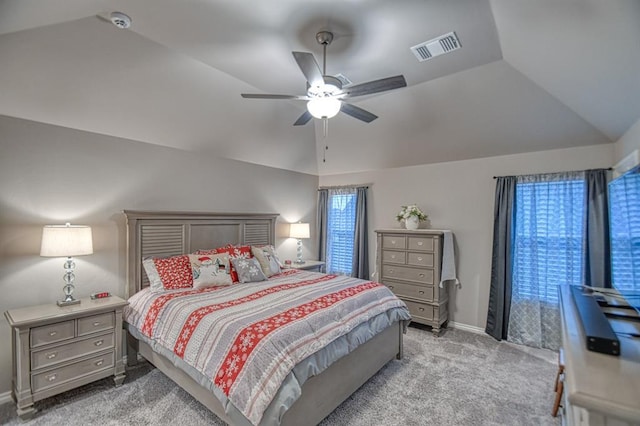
[405,216,420,230]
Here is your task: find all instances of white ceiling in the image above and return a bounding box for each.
[0,0,638,176]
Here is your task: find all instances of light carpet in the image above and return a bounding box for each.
[0,326,560,425]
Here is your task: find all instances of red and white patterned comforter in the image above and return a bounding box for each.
[124,269,409,425]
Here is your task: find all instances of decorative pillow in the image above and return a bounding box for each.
[189,253,232,288]
[251,245,282,277]
[231,257,267,283]
[196,244,252,282]
[143,255,193,291]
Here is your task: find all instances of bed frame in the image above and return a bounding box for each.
[123,210,405,425]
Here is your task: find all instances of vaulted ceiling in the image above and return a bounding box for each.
[1,0,639,176]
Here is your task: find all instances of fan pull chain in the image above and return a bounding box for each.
[322,118,329,163]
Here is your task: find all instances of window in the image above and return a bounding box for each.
[326,189,357,275]
[512,177,586,304]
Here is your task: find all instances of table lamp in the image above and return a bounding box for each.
[40,223,93,306]
[289,222,310,264]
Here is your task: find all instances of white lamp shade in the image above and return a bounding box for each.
[289,223,310,239]
[40,224,93,257]
[307,98,341,119]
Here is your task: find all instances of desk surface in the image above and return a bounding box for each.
[559,286,640,423]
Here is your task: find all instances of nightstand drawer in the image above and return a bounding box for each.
[77,312,114,336]
[382,264,434,285]
[382,250,406,264]
[31,332,115,370]
[31,351,115,394]
[407,252,434,267]
[407,236,434,251]
[30,321,75,348]
[404,300,434,322]
[382,235,406,249]
[385,281,433,302]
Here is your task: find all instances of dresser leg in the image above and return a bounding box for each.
[17,403,36,420]
[113,372,126,387]
[432,326,441,337]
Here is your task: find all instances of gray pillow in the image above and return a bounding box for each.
[231,257,268,283]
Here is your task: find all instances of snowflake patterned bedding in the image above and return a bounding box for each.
[124,269,411,426]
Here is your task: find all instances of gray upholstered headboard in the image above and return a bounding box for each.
[123,210,278,297]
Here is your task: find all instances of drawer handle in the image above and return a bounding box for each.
[418,257,423,261]
[418,242,423,246]
[389,269,394,274]
[391,240,396,244]
[46,374,57,382]
[388,286,394,290]
[49,331,57,337]
[46,352,57,359]
[419,307,425,312]
[93,322,101,327]
[95,359,104,366]
[419,291,425,295]
[391,254,396,259]
[94,340,104,347]
[419,273,425,277]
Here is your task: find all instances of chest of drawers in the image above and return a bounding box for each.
[376,229,448,335]
[4,296,128,420]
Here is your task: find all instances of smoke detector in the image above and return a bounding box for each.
[110,12,131,29]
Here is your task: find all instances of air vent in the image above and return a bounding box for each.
[410,32,461,62]
[334,73,352,87]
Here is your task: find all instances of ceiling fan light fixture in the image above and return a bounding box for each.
[307,98,341,119]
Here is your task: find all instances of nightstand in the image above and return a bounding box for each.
[4,296,128,420]
[286,260,326,272]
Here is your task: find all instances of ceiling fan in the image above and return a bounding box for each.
[241,31,407,126]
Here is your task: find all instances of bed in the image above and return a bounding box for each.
[123,210,410,426]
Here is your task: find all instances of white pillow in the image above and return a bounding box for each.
[251,245,283,277]
[189,253,233,288]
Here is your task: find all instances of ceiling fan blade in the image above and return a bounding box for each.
[292,52,325,87]
[241,93,307,100]
[343,75,407,98]
[293,111,313,126]
[340,103,378,123]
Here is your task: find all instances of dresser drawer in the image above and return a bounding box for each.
[30,321,75,348]
[407,236,435,251]
[382,235,406,249]
[407,252,434,267]
[385,281,434,302]
[77,312,114,336]
[382,250,406,264]
[31,332,115,370]
[404,300,435,322]
[382,264,434,285]
[31,351,114,394]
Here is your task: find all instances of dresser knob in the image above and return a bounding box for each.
[388,286,394,290]
[49,331,57,337]
[419,307,425,312]
[46,352,57,359]
[389,269,394,274]
[46,374,57,382]
[391,255,396,259]
[418,242,423,246]
[95,359,104,366]
[94,340,104,347]
[419,291,425,295]
[93,322,101,327]
[419,273,425,278]
[418,257,423,261]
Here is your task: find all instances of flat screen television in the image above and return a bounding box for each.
[608,164,640,313]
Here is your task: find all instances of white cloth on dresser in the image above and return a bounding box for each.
[440,230,459,288]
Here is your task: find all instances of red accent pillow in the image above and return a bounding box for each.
[153,255,193,290]
[195,245,252,282]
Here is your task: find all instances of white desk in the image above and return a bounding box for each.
[559,286,640,425]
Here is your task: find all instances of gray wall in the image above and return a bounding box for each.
[0,115,319,396]
[615,116,640,163]
[319,143,615,331]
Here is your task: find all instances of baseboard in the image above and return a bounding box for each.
[448,321,485,335]
[0,390,12,405]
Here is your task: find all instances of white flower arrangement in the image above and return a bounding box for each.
[396,204,428,222]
